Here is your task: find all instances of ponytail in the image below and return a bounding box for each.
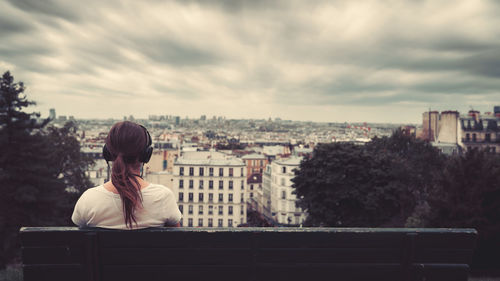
[111,154,142,228]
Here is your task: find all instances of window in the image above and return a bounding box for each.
[189,180,194,189]
[199,167,204,176]
[189,167,194,176]
[198,218,203,227]
[209,205,213,215]
[188,218,193,227]
[179,167,184,176]
[240,195,244,203]
[179,192,184,201]
[282,167,286,174]
[250,192,253,198]
[466,133,470,141]
[208,218,213,227]
[188,205,193,215]
[209,193,213,202]
[219,168,224,176]
[250,184,254,190]
[179,180,184,189]
[219,180,224,190]
[209,180,214,189]
[282,190,286,199]
[229,181,233,190]
[179,204,183,214]
[209,167,214,176]
[240,206,244,215]
[241,168,244,177]
[241,180,244,190]
[260,160,263,166]
[199,193,204,202]
[218,219,223,227]
[179,218,183,227]
[228,219,233,227]
[228,206,233,215]
[188,192,193,202]
[219,193,224,202]
[199,205,203,215]
[199,180,204,189]
[486,133,491,142]
[229,168,233,177]
[473,133,477,142]
[229,193,233,202]
[218,206,223,215]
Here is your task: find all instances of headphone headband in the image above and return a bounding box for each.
[102,124,153,163]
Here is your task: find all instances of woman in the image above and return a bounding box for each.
[72,121,181,229]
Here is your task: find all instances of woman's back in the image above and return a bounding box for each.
[72,183,181,229]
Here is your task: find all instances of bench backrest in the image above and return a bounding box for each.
[20,227,477,281]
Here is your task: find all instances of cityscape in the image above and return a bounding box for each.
[49,105,500,228]
[1,0,500,279]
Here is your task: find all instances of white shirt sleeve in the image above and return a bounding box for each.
[71,192,88,227]
[163,189,182,226]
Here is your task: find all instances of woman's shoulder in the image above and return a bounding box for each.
[80,185,115,200]
[144,183,175,196]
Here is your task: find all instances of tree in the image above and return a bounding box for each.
[425,150,500,270]
[0,71,92,268]
[292,129,444,227]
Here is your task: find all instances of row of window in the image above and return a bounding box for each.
[179,179,244,190]
[464,133,495,142]
[179,167,244,177]
[181,218,235,227]
[179,204,245,215]
[246,160,265,166]
[178,192,245,203]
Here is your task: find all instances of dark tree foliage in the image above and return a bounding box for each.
[0,71,92,268]
[292,129,444,227]
[425,150,500,270]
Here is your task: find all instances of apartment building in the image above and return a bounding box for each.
[241,153,268,179]
[263,156,307,225]
[173,151,247,227]
[420,106,500,154]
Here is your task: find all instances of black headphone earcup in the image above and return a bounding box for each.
[102,145,114,161]
[142,146,153,163]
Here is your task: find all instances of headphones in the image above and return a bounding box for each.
[102,124,153,163]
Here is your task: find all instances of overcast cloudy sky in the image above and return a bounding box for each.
[1,0,499,123]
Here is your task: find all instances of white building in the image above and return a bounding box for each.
[173,151,247,227]
[263,157,307,225]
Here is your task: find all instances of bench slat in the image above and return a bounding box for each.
[257,248,402,263]
[253,232,406,248]
[99,231,253,248]
[101,265,250,281]
[22,246,84,264]
[23,265,85,281]
[100,248,252,265]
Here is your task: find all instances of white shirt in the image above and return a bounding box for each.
[71,183,182,229]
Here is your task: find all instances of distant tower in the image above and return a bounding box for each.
[49,108,56,120]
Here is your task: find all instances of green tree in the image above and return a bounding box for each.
[292,129,444,227]
[425,150,500,270]
[0,71,92,268]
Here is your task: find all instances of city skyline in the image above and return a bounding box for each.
[1,0,500,123]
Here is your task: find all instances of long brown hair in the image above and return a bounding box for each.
[105,121,148,228]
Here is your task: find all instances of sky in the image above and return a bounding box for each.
[1,0,499,123]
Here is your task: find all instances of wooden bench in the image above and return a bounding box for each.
[20,227,477,281]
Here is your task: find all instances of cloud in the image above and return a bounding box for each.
[1,0,500,123]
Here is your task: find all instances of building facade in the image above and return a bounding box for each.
[173,151,247,227]
[241,153,268,180]
[419,107,500,154]
[263,157,307,225]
